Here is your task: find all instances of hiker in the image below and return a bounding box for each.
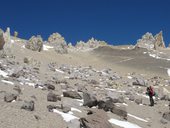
[146,86,155,106]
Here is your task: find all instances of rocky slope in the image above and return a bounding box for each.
[0,28,170,128]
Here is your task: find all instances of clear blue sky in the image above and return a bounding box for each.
[0,0,170,46]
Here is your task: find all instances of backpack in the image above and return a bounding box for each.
[149,86,154,96]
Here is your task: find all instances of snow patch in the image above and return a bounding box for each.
[0,70,8,78]
[43,45,54,51]
[55,69,65,74]
[167,69,170,76]
[128,113,148,122]
[1,80,14,85]
[71,107,82,113]
[109,118,142,128]
[53,109,79,122]
[127,76,133,79]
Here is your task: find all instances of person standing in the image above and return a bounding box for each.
[146,86,155,106]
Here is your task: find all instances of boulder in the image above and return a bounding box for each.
[47,92,60,102]
[63,91,82,99]
[133,77,146,86]
[162,112,170,121]
[98,99,114,112]
[48,33,68,54]
[111,105,127,119]
[83,92,98,107]
[0,29,5,50]
[21,100,34,111]
[135,98,143,105]
[45,84,55,90]
[4,93,17,102]
[79,109,113,128]
[25,35,43,52]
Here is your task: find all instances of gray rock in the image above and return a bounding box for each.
[98,99,114,112]
[45,84,55,90]
[21,100,34,111]
[4,93,17,102]
[25,35,43,52]
[47,92,60,102]
[160,118,168,124]
[129,95,135,101]
[111,105,127,119]
[162,112,170,121]
[135,98,142,105]
[63,91,82,99]
[79,109,113,128]
[83,92,98,108]
[133,77,146,86]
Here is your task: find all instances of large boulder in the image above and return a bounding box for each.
[25,35,43,52]
[0,29,5,50]
[79,109,113,128]
[83,92,98,107]
[48,33,68,54]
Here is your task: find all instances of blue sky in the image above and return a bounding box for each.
[0,0,170,46]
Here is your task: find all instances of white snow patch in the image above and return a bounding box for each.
[55,69,65,74]
[71,107,82,113]
[1,80,14,85]
[53,109,79,122]
[128,113,148,122]
[22,45,25,48]
[122,103,128,106]
[105,88,126,93]
[143,52,147,54]
[0,70,8,78]
[43,45,54,51]
[127,76,133,79]
[167,69,170,76]
[11,40,14,43]
[109,118,142,128]
[25,82,35,87]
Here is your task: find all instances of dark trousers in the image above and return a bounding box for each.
[149,95,154,106]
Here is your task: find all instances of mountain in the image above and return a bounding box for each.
[0,27,170,128]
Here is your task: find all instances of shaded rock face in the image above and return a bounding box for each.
[21,100,34,111]
[0,29,5,50]
[136,31,166,50]
[154,31,165,50]
[79,109,113,128]
[83,92,98,108]
[63,91,82,99]
[111,105,127,119]
[48,33,68,54]
[25,35,43,52]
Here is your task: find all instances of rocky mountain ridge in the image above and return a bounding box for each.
[0,27,170,128]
